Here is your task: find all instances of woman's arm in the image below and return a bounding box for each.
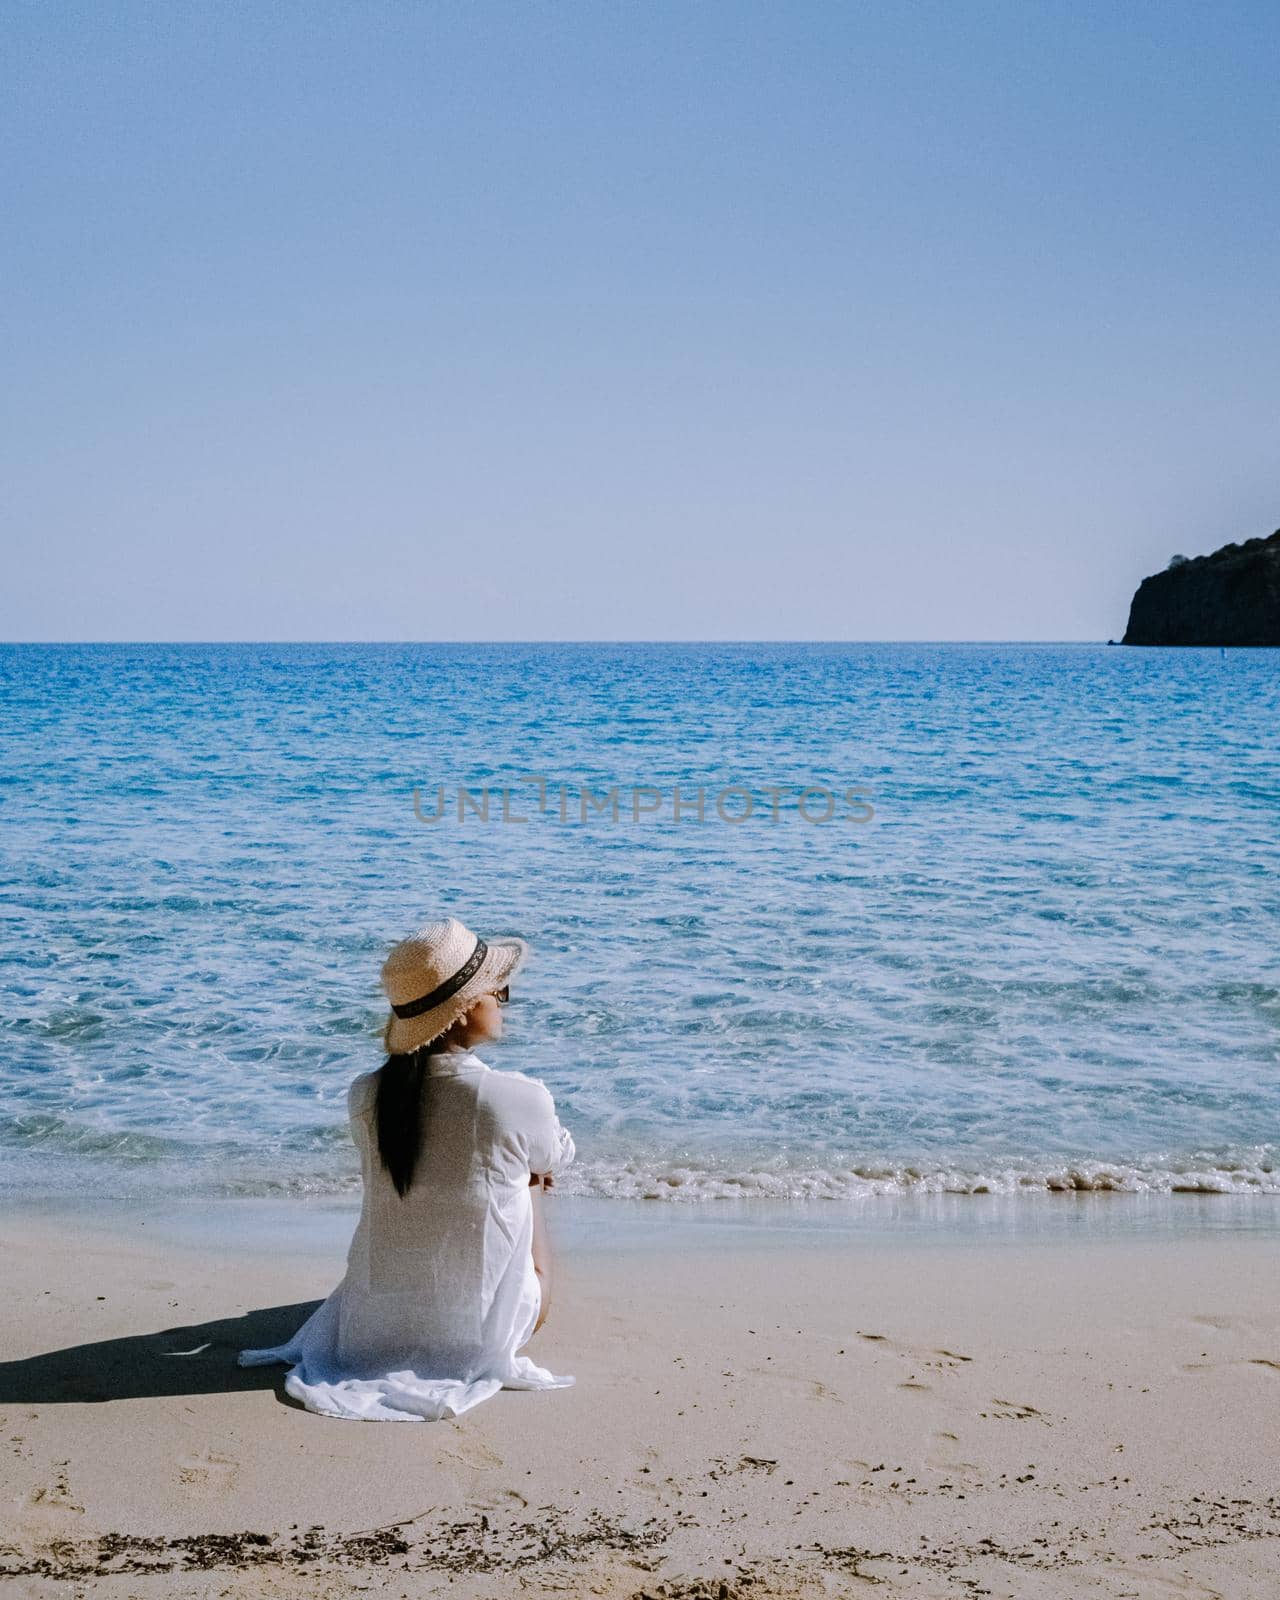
[530,1185,552,1332]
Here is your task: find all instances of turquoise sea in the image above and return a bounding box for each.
[2,643,1277,1207]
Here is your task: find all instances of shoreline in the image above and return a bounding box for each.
[7,1143,1280,1211]
[8,1186,1280,1262]
[2,1205,1278,1596]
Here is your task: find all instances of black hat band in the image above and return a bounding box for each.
[391,937,488,1019]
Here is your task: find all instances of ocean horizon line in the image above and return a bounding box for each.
[0,636,1176,648]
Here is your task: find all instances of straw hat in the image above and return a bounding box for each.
[380,917,529,1056]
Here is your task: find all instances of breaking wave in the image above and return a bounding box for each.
[554,1154,1280,1201]
[205,1148,1280,1202]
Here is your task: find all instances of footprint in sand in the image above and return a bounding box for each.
[1107,1564,1230,1598]
[438,1431,504,1470]
[24,1462,84,1528]
[176,1449,240,1492]
[747,1367,841,1402]
[982,1398,1050,1424]
[924,1430,961,1468]
[630,1443,668,1498]
[469,1485,531,1516]
[856,1332,973,1375]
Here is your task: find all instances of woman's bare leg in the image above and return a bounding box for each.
[530,1186,552,1332]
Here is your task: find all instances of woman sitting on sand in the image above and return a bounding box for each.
[238,917,576,1421]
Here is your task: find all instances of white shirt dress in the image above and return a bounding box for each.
[237,1049,577,1420]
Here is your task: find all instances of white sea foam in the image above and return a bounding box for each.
[554,1156,1280,1200]
[203,1151,1280,1203]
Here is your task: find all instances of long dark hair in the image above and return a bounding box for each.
[374,1048,431,1198]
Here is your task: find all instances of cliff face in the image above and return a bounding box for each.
[1122,529,1280,646]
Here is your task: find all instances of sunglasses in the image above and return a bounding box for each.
[491,985,510,1005]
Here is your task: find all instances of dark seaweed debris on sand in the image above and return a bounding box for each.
[3,1490,1280,1592]
[0,1508,667,1580]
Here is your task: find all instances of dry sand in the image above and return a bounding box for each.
[1,1201,1277,1599]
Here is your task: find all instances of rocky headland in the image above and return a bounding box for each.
[1122,528,1280,646]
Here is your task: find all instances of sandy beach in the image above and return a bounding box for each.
[1,1200,1277,1598]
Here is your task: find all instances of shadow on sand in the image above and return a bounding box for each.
[0,1301,320,1405]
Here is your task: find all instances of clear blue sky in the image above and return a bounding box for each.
[3,0,1277,640]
